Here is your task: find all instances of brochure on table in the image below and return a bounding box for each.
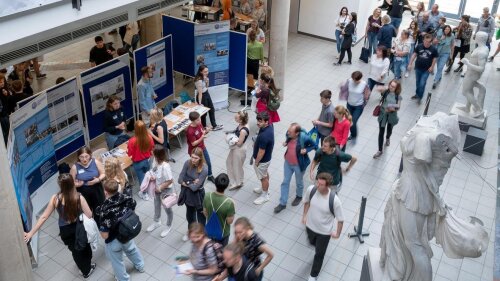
[7,92,60,261]
[194,20,230,110]
[18,78,86,161]
[133,35,175,112]
[80,55,134,141]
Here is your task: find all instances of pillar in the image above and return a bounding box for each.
[0,132,32,280]
[268,0,290,99]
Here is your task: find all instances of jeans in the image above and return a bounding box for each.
[392,17,402,29]
[378,121,393,152]
[368,78,384,91]
[105,239,145,281]
[197,91,218,128]
[367,31,378,54]
[279,160,304,206]
[153,189,173,226]
[335,30,343,53]
[434,53,450,83]
[105,132,125,150]
[306,227,331,277]
[414,68,430,99]
[393,57,408,79]
[132,158,150,187]
[186,205,206,227]
[202,148,213,176]
[346,103,364,138]
[59,223,93,275]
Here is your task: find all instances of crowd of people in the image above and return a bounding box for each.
[5,1,500,281]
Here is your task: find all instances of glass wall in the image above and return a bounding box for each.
[428,0,498,21]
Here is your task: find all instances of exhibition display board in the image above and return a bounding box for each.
[7,93,59,233]
[229,30,247,92]
[162,16,196,77]
[79,55,134,141]
[18,78,86,161]
[133,35,175,107]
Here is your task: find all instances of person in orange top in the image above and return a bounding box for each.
[330,105,352,151]
[127,120,154,200]
[220,0,233,20]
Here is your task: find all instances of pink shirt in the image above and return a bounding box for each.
[284,139,299,165]
[331,118,350,146]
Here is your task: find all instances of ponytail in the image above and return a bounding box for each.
[268,78,280,95]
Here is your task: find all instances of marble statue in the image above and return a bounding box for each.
[379,112,489,281]
[458,31,489,118]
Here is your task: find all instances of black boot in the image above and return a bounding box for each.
[444,59,453,73]
[454,62,463,73]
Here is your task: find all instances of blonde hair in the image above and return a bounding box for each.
[149,108,163,125]
[335,105,352,125]
[260,65,274,77]
[104,158,127,188]
[373,8,381,17]
[382,15,391,24]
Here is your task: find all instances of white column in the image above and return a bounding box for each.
[0,132,33,280]
[269,0,291,99]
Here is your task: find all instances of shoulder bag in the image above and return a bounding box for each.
[373,91,388,117]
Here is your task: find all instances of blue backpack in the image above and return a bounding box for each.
[205,193,231,241]
[308,126,320,147]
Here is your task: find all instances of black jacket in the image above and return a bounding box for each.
[95,192,136,243]
[103,108,126,135]
[341,22,356,49]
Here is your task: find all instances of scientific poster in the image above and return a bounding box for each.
[89,74,125,115]
[9,93,59,231]
[194,21,230,109]
[146,49,167,90]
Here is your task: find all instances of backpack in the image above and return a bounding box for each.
[202,240,225,274]
[159,119,170,150]
[308,127,320,147]
[309,186,335,217]
[116,209,142,243]
[205,193,231,241]
[267,90,280,111]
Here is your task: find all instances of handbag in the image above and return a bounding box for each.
[373,91,388,117]
[177,186,187,206]
[162,185,178,209]
[359,38,370,63]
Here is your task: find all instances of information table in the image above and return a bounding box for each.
[164,101,210,147]
[182,4,220,21]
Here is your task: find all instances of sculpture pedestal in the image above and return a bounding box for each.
[463,127,487,156]
[360,248,390,281]
[450,103,487,131]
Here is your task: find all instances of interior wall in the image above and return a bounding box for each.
[289,0,299,33]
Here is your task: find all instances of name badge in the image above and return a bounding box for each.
[78,169,85,174]
[113,115,118,119]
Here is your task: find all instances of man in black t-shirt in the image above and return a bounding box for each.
[213,243,258,281]
[408,34,438,102]
[89,36,115,67]
[386,0,409,33]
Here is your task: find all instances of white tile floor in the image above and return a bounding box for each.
[30,21,499,281]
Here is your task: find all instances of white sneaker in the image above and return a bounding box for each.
[404,72,409,78]
[182,234,189,242]
[253,193,269,205]
[160,226,172,238]
[137,191,149,201]
[146,221,162,232]
[253,187,262,194]
[308,276,317,281]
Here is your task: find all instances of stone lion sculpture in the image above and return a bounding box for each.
[379,112,488,281]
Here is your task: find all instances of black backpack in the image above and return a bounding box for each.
[202,240,225,274]
[309,186,335,217]
[116,209,142,243]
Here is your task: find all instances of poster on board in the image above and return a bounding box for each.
[8,92,59,231]
[194,21,230,109]
[80,55,134,141]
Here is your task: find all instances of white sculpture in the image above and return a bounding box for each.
[379,112,489,281]
[458,31,489,118]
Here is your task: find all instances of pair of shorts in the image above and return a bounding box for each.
[391,17,402,29]
[253,161,270,180]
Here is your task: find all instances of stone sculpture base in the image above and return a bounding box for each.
[450,103,487,130]
[360,248,390,281]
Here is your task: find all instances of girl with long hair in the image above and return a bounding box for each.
[185,223,219,280]
[127,120,154,200]
[446,15,472,73]
[330,105,352,151]
[103,95,127,149]
[335,12,357,65]
[255,73,280,124]
[366,8,382,55]
[433,25,455,88]
[195,65,223,131]
[334,7,350,58]
[407,20,419,74]
[226,110,250,190]
[178,147,208,242]
[146,145,175,238]
[373,80,402,159]
[70,146,106,212]
[104,157,128,193]
[24,174,95,278]
[247,30,264,79]
[234,217,274,281]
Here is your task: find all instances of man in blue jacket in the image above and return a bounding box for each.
[274,123,318,214]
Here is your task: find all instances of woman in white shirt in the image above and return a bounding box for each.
[339,71,371,141]
[368,45,390,91]
[392,30,411,80]
[246,20,266,43]
[334,7,350,58]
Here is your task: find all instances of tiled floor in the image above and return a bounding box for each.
[28,15,498,281]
